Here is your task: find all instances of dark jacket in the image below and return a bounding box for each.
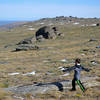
[63,64,90,80]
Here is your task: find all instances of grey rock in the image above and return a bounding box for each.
[17,36,36,45]
[89,38,97,42]
[5,76,99,95]
[13,36,39,52]
[35,26,63,41]
[14,44,39,52]
[5,80,71,95]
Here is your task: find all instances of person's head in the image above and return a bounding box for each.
[75,58,81,64]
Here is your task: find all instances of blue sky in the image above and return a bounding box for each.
[0,0,100,21]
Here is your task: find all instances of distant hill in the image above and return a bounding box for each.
[0,21,17,26]
[0,21,29,31]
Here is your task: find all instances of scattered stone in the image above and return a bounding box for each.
[60,59,67,63]
[58,66,65,71]
[81,54,85,56]
[13,96,24,100]
[90,24,96,26]
[8,72,20,76]
[83,49,89,51]
[73,22,79,25]
[61,73,70,76]
[0,62,8,64]
[35,26,63,41]
[85,81,100,87]
[89,38,97,42]
[43,60,50,63]
[91,60,97,64]
[4,44,13,48]
[22,71,36,76]
[8,71,36,76]
[45,72,53,75]
[28,26,33,28]
[40,23,44,25]
[81,25,85,27]
[23,25,27,26]
[28,28,35,31]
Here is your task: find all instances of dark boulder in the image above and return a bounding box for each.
[96,23,100,26]
[35,26,63,41]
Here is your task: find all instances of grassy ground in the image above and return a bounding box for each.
[0,21,100,99]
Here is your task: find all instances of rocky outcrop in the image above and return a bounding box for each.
[5,80,71,95]
[17,36,36,45]
[14,36,39,51]
[15,44,39,51]
[5,76,99,95]
[35,26,63,41]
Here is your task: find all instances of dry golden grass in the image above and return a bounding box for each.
[0,89,14,100]
[0,23,100,99]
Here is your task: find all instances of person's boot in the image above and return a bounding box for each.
[70,88,76,91]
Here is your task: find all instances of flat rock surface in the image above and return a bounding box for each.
[5,76,99,95]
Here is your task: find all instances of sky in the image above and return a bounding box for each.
[0,0,100,21]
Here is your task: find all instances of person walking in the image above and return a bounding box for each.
[63,58,90,92]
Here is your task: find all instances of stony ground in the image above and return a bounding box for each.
[0,17,100,100]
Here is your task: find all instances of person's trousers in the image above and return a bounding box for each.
[72,79,85,92]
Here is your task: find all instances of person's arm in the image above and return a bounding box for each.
[63,66,75,72]
[81,66,90,72]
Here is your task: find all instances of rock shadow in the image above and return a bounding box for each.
[36,80,70,92]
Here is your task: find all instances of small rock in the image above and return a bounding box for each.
[22,71,36,76]
[58,66,65,71]
[81,54,85,56]
[60,59,67,63]
[28,28,35,31]
[81,25,85,27]
[83,49,89,51]
[40,23,44,25]
[90,24,96,26]
[73,22,79,25]
[8,72,20,76]
[91,60,97,64]
[89,38,97,42]
[13,96,24,100]
[61,73,70,76]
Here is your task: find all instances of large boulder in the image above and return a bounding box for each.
[35,26,63,41]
